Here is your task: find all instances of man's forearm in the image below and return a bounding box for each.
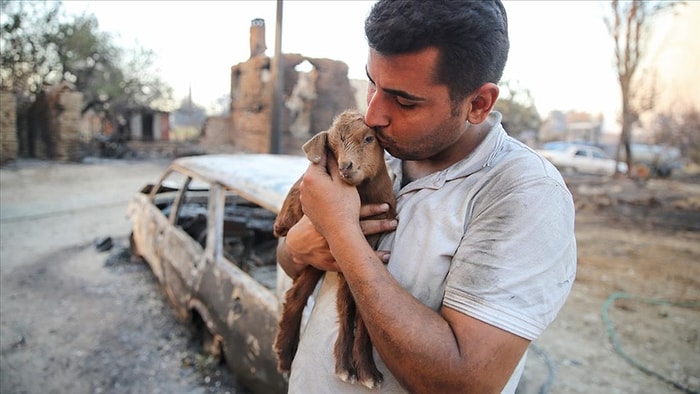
[325,229,525,393]
[324,230,457,390]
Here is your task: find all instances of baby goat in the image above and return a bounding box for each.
[273,110,396,389]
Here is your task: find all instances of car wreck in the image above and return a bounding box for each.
[128,154,309,393]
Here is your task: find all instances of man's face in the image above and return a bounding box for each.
[365,47,471,161]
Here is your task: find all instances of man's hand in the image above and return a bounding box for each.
[284,215,337,272]
[299,149,362,237]
[277,148,397,277]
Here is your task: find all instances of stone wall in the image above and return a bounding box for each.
[0,91,18,164]
[230,55,274,153]
[223,53,358,155]
[280,54,358,155]
[23,84,84,161]
[199,115,235,152]
[54,91,84,161]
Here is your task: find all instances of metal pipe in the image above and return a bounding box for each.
[270,0,284,154]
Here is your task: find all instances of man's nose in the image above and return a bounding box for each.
[365,91,389,129]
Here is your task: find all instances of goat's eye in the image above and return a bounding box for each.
[364,135,375,144]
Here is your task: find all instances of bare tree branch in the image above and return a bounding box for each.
[603,0,683,179]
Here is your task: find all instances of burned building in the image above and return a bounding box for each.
[0,91,18,163]
[202,18,359,155]
[16,83,85,161]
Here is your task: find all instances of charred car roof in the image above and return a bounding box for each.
[168,154,309,214]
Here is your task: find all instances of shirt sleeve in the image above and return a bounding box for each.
[442,176,577,340]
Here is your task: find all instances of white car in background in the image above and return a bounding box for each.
[537,142,628,176]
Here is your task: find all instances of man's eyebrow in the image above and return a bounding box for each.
[366,67,426,102]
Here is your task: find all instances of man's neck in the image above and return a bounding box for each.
[401,120,491,185]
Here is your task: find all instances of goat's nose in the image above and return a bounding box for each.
[339,161,353,171]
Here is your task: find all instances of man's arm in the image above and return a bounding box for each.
[322,220,529,392]
[293,152,530,392]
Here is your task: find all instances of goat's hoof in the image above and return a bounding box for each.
[357,368,383,389]
[359,375,383,390]
[336,369,358,384]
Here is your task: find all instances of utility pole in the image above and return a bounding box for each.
[270,0,284,154]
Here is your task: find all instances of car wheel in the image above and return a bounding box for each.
[192,311,225,363]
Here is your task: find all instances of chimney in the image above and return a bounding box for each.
[250,18,267,58]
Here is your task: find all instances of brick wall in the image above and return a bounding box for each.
[21,85,85,161]
[199,115,235,152]
[230,55,273,153]
[0,91,18,164]
[54,91,84,161]
[222,53,358,155]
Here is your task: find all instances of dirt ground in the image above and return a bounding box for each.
[1,158,699,394]
[520,174,700,394]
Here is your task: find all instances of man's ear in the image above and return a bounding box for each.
[466,82,499,125]
[302,131,328,163]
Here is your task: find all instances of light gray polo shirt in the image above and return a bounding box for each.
[288,112,577,393]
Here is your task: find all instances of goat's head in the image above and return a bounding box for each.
[303,110,384,186]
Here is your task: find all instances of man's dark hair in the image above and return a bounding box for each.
[365,0,509,104]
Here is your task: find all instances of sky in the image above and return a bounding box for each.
[60,1,698,131]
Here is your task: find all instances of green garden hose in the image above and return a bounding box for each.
[601,291,700,394]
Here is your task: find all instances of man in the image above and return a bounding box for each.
[277,0,577,392]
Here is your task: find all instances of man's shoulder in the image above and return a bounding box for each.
[495,136,567,184]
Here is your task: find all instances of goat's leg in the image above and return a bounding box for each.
[353,312,383,389]
[334,274,358,384]
[274,266,325,373]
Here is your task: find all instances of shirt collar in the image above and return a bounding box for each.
[386,111,506,192]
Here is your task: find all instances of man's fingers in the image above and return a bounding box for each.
[305,147,329,176]
[360,218,398,236]
[359,203,397,235]
[376,250,391,264]
[360,203,390,218]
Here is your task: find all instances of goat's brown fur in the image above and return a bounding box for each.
[273,110,396,389]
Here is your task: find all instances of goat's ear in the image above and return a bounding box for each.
[302,131,328,164]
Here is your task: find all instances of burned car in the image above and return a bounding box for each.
[128,154,309,393]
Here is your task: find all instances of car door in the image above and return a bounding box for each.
[573,147,592,173]
[576,147,605,174]
[590,147,613,175]
[129,168,184,283]
[191,184,288,393]
[159,175,208,321]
